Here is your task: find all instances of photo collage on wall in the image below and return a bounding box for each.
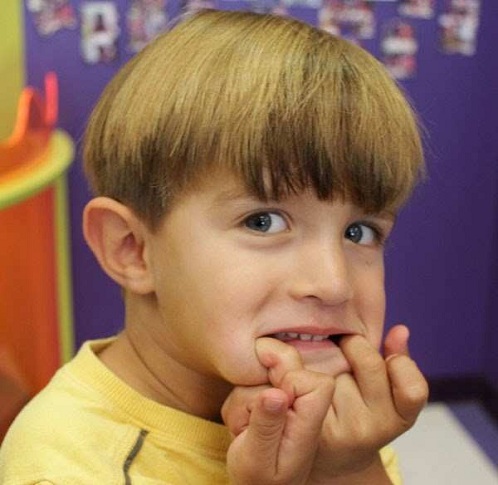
[26,0,77,36]
[398,0,434,19]
[438,0,480,56]
[318,0,376,44]
[80,2,120,63]
[127,0,168,53]
[381,19,418,79]
[25,0,482,74]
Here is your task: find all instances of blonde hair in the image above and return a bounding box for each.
[84,9,424,229]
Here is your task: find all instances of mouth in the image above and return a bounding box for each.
[265,330,353,376]
[269,331,346,346]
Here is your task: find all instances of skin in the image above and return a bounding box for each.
[222,327,428,484]
[84,170,429,484]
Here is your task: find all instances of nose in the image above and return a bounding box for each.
[288,240,354,306]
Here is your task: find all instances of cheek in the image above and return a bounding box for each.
[161,266,273,385]
[213,332,270,386]
[356,269,386,349]
[193,247,279,320]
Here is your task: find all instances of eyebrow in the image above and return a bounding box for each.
[212,186,399,222]
[377,210,397,221]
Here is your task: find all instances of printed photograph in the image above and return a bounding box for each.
[399,0,435,19]
[319,0,375,42]
[26,0,77,36]
[439,0,480,56]
[381,19,418,79]
[81,1,120,63]
[127,0,168,53]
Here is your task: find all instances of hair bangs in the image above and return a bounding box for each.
[185,22,424,214]
[84,9,424,230]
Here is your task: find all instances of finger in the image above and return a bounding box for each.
[340,335,391,406]
[386,354,429,424]
[384,324,410,359]
[256,337,305,391]
[328,372,363,422]
[278,369,335,418]
[221,384,271,437]
[320,373,384,466]
[255,337,335,437]
[256,336,336,413]
[245,388,289,447]
[227,388,290,482]
[274,371,334,480]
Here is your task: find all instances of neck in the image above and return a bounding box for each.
[98,298,233,422]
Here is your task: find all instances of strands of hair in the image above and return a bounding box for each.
[84,9,424,229]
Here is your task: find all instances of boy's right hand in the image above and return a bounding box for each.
[223,328,428,484]
[222,339,335,485]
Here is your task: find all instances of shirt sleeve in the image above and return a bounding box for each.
[380,445,403,485]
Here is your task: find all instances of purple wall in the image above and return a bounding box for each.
[23,1,498,385]
[384,0,498,385]
[478,4,498,394]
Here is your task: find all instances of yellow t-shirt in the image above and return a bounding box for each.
[0,339,401,484]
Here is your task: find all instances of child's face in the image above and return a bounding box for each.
[145,171,395,387]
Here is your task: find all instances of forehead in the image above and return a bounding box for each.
[179,168,397,221]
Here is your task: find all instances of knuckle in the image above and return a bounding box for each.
[363,353,386,375]
[403,380,430,406]
[221,399,250,435]
[254,420,283,441]
[280,369,304,391]
[309,370,335,388]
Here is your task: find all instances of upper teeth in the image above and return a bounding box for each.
[274,332,329,342]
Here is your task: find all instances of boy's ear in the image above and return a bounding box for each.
[83,197,154,295]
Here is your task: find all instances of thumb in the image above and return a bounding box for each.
[245,388,289,455]
[227,388,289,482]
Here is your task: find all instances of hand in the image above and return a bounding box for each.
[222,338,335,485]
[309,324,429,482]
[223,325,428,484]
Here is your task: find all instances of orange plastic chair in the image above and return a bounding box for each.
[0,73,74,440]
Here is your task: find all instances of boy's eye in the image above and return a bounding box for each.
[244,212,288,234]
[345,222,379,246]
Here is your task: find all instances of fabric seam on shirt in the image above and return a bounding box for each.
[123,428,149,485]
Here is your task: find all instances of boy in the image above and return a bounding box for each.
[0,9,428,484]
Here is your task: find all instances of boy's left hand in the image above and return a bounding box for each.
[222,325,429,483]
[308,326,429,481]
